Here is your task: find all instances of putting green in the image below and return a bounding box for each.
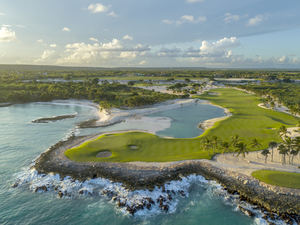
[252,170,300,189]
[65,88,298,162]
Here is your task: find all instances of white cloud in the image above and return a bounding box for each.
[224,13,240,23]
[164,15,207,25]
[123,35,133,41]
[35,50,56,63]
[108,11,117,17]
[139,60,146,65]
[57,39,150,65]
[101,38,123,50]
[162,19,174,25]
[0,12,5,16]
[247,15,264,26]
[88,3,108,13]
[37,39,44,43]
[50,44,57,48]
[120,51,136,59]
[62,27,71,32]
[178,15,207,24]
[186,0,204,3]
[89,37,99,42]
[156,37,240,64]
[0,25,16,42]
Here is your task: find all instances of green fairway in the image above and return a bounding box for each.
[199,88,298,147]
[252,170,300,189]
[65,88,298,162]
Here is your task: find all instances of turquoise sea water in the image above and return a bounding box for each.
[151,102,225,138]
[0,101,259,225]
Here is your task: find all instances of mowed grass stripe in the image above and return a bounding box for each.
[65,88,298,162]
[252,170,300,189]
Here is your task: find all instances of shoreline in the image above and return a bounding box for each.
[32,134,300,221]
[258,102,300,118]
[198,100,232,130]
[82,98,197,128]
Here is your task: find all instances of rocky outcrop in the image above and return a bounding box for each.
[32,114,76,123]
[34,135,300,222]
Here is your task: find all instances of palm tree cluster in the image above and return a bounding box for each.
[200,134,263,158]
[261,125,300,165]
[273,125,300,165]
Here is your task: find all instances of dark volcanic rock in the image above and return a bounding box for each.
[32,114,76,123]
[238,206,255,217]
[33,134,300,220]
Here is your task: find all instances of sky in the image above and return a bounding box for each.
[1,0,300,68]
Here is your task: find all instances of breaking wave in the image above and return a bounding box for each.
[12,168,290,224]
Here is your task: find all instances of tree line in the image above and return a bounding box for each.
[0,79,180,109]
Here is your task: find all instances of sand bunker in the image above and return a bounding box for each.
[128,145,139,150]
[96,150,112,158]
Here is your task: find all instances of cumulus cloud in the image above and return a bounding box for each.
[247,15,264,26]
[224,13,240,23]
[163,15,206,25]
[35,50,56,63]
[62,27,71,32]
[0,25,16,42]
[162,19,174,25]
[108,11,118,17]
[88,3,108,13]
[57,38,150,65]
[156,37,240,65]
[199,37,240,55]
[89,37,99,42]
[123,35,133,41]
[50,44,57,48]
[139,60,146,65]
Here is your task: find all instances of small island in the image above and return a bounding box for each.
[32,114,77,123]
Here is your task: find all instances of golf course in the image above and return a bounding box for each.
[252,170,300,189]
[65,88,299,162]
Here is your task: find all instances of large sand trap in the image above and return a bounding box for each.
[96,151,112,158]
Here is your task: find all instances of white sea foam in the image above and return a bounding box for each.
[13,169,290,224]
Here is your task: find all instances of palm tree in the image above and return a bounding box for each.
[235,142,249,158]
[231,135,241,148]
[201,137,212,151]
[251,138,262,149]
[278,125,290,138]
[290,150,299,165]
[291,137,300,164]
[278,144,289,165]
[221,141,230,154]
[261,149,270,163]
[268,141,277,162]
[283,136,293,164]
[251,138,262,159]
[211,136,219,153]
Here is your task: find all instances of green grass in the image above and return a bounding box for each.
[65,88,298,162]
[199,88,298,148]
[252,170,300,189]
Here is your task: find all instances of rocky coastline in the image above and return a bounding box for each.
[32,114,76,123]
[32,134,300,223]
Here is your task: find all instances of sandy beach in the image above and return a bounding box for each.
[94,98,196,127]
[198,101,232,130]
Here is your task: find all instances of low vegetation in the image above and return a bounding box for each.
[252,170,300,189]
[0,79,178,109]
[239,82,300,115]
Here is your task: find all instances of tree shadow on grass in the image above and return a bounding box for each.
[266,115,294,125]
